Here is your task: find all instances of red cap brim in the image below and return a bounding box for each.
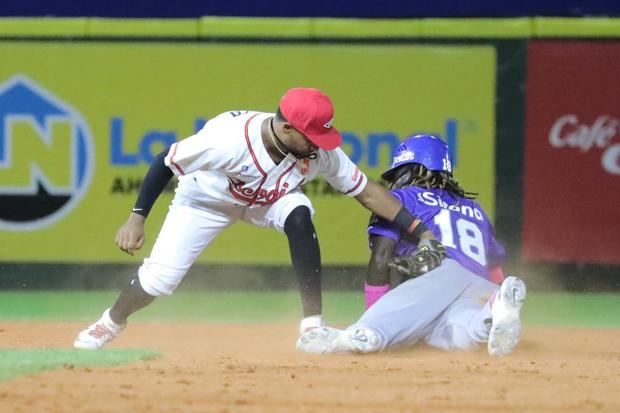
[305,127,342,150]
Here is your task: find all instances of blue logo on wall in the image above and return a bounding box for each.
[0,75,94,231]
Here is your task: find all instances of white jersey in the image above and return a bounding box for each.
[164,111,367,207]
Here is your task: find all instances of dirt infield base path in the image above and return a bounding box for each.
[1,322,619,413]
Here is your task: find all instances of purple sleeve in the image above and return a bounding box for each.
[367,190,406,242]
[367,214,400,242]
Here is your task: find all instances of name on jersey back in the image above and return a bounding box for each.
[417,191,484,222]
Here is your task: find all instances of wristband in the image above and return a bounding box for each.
[365,283,390,310]
[393,207,429,239]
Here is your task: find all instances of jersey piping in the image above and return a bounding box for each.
[168,143,185,175]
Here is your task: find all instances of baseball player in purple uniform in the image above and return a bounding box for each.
[74,88,443,350]
[297,135,527,356]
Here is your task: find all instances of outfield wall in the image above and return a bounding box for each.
[0,17,618,288]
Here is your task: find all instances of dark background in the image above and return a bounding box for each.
[2,1,620,18]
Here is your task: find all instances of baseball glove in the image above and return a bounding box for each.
[387,239,446,278]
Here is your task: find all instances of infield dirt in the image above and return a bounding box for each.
[1,322,619,413]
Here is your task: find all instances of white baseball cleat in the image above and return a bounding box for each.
[74,308,126,350]
[296,326,383,354]
[488,276,527,357]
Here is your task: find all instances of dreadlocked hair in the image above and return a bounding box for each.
[388,163,478,199]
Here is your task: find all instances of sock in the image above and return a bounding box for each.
[365,283,390,309]
[299,315,324,335]
[101,309,125,334]
[285,206,322,317]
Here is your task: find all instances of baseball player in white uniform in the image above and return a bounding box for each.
[74,87,443,350]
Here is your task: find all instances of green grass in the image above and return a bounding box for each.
[0,349,159,381]
[0,290,619,327]
[520,292,620,328]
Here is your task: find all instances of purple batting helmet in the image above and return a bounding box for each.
[381,134,452,181]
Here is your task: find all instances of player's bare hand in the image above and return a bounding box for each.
[115,213,146,256]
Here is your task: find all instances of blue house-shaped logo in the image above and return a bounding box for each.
[0,75,94,231]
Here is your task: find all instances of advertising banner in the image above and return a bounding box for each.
[523,41,620,264]
[0,42,495,264]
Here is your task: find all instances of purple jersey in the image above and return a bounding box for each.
[368,187,506,280]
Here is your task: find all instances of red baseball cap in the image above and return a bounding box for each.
[279,87,343,150]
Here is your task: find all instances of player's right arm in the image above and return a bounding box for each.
[115,148,174,255]
[115,212,147,256]
[364,209,401,309]
[363,234,397,309]
[366,234,397,286]
[114,112,238,255]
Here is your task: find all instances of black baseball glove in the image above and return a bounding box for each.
[387,239,446,278]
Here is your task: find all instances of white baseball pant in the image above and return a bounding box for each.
[137,187,314,296]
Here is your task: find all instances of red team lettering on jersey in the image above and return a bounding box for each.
[228,178,289,206]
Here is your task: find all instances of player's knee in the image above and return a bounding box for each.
[138,264,184,296]
[284,206,314,236]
